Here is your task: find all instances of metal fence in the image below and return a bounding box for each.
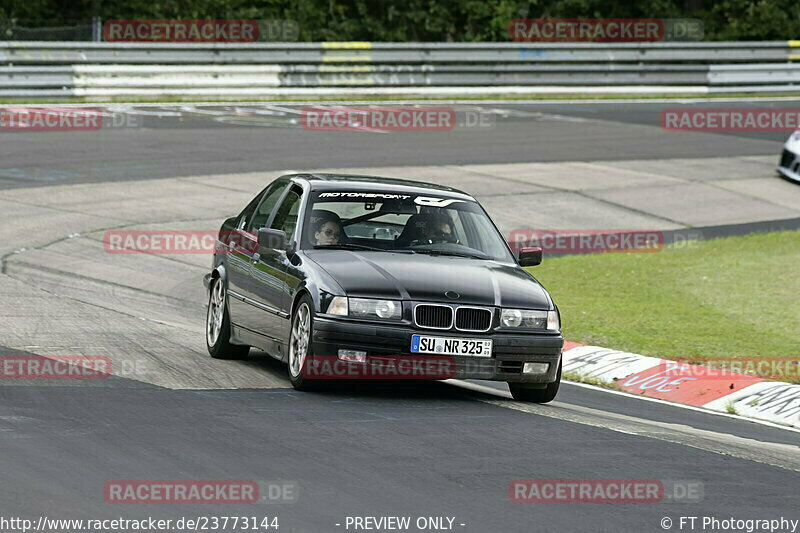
[1,41,799,99]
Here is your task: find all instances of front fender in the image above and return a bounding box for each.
[204,263,228,294]
[288,254,345,316]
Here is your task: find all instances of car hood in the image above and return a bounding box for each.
[305,250,551,309]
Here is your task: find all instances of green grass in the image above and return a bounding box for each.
[530,230,800,381]
[562,371,622,390]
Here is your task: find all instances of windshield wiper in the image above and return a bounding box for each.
[315,244,484,258]
[395,248,489,260]
[313,243,411,253]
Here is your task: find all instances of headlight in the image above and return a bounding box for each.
[327,297,402,320]
[500,309,559,330]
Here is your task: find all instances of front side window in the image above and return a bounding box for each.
[271,187,303,244]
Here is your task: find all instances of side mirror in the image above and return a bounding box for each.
[257,228,287,254]
[518,246,542,267]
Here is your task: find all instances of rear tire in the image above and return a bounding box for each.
[287,295,318,391]
[508,360,561,403]
[206,276,250,360]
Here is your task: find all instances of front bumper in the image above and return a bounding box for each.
[312,316,563,384]
[778,144,800,183]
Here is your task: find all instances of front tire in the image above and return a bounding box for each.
[206,276,250,360]
[287,295,318,391]
[508,360,561,403]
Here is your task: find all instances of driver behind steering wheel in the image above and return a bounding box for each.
[427,214,458,244]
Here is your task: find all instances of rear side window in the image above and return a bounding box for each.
[237,193,263,230]
[246,181,288,232]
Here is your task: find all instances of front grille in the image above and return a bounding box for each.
[780,149,795,168]
[414,305,453,329]
[455,307,492,332]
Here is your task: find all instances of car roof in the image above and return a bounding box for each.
[285,173,476,201]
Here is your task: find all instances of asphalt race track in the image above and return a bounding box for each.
[1,100,799,532]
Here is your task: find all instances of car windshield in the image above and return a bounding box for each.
[304,191,514,262]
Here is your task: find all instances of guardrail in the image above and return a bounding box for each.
[1,41,799,99]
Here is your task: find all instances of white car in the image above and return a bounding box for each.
[778,130,800,183]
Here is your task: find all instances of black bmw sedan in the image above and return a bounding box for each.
[203,173,564,402]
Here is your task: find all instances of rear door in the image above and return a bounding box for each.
[226,179,288,333]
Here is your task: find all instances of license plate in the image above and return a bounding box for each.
[410,335,492,357]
